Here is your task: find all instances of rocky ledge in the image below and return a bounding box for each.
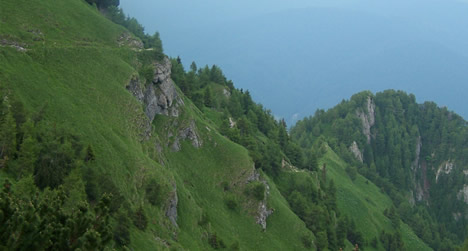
[127,57,184,122]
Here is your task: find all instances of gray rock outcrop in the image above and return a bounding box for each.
[457,185,468,205]
[0,39,27,52]
[166,183,179,228]
[144,57,183,120]
[247,169,273,231]
[356,96,375,144]
[246,169,260,183]
[126,57,183,123]
[349,141,363,163]
[127,76,145,102]
[436,161,454,183]
[415,184,424,202]
[229,117,236,128]
[117,32,143,49]
[256,181,273,231]
[171,120,203,152]
[223,88,231,97]
[411,136,422,170]
[153,58,172,84]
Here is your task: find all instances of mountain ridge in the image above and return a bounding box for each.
[1,0,466,250]
[292,89,468,250]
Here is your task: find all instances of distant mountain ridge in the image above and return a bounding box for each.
[292,90,468,249]
[157,6,468,124]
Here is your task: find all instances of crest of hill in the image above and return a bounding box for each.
[291,90,468,250]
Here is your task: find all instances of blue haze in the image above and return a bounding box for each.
[121,0,468,124]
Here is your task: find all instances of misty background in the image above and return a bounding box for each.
[120,0,468,125]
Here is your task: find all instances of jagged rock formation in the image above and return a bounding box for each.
[126,57,183,123]
[436,161,454,183]
[145,57,183,119]
[356,96,375,144]
[127,57,203,153]
[349,141,363,163]
[153,58,172,84]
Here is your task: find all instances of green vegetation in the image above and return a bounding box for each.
[292,90,468,250]
[319,146,430,251]
[170,60,304,177]
[0,0,311,249]
[85,0,119,10]
[0,178,112,250]
[1,0,465,250]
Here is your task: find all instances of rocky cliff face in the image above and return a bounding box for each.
[349,141,363,163]
[126,57,187,228]
[410,136,424,204]
[436,161,454,183]
[127,57,183,123]
[411,136,422,170]
[356,96,375,144]
[246,169,273,231]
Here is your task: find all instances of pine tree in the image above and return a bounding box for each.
[14,120,38,178]
[0,180,112,249]
[133,206,148,230]
[190,61,198,72]
[204,87,213,108]
[316,231,329,251]
[305,151,318,171]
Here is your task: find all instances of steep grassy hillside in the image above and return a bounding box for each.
[0,0,313,249]
[1,0,458,250]
[320,146,431,251]
[272,142,431,251]
[292,90,468,250]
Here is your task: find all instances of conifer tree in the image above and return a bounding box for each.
[14,120,38,178]
[0,180,112,250]
[190,61,198,72]
[204,87,213,108]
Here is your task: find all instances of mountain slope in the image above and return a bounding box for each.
[0,0,461,250]
[0,0,314,250]
[320,146,431,251]
[292,90,468,250]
